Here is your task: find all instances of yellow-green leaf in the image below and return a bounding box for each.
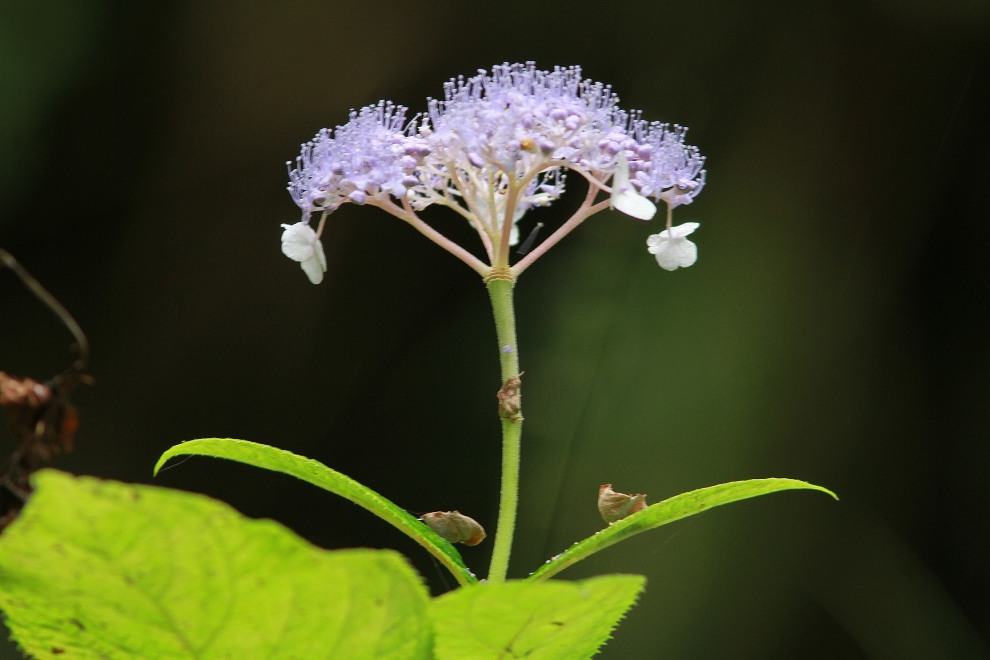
[429,575,645,659]
[0,470,432,659]
[155,438,476,585]
[529,478,837,582]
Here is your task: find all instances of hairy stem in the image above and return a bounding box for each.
[485,274,522,582]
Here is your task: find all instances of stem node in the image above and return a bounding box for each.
[482,266,515,284]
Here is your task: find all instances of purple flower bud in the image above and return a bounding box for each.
[633,123,707,205]
[404,143,431,159]
[599,139,622,155]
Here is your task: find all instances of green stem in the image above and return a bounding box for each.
[485,273,522,582]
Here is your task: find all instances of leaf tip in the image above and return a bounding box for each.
[152,442,193,477]
[789,479,838,501]
[817,485,840,501]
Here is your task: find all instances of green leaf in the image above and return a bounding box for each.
[429,575,645,659]
[154,438,477,586]
[529,478,837,582]
[0,469,432,659]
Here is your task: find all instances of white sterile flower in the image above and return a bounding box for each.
[610,152,657,220]
[280,221,327,284]
[646,222,700,270]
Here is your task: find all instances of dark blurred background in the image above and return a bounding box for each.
[2,1,988,657]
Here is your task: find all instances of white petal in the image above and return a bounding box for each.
[314,235,327,270]
[281,221,327,284]
[652,237,698,271]
[282,241,314,262]
[610,152,657,221]
[668,221,700,238]
[509,221,520,246]
[508,204,527,246]
[299,244,327,284]
[613,187,658,220]
[280,222,317,262]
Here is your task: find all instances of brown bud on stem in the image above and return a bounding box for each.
[598,484,648,524]
[421,510,487,546]
[497,372,523,420]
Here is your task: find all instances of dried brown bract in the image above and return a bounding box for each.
[497,372,523,421]
[598,483,648,525]
[421,510,487,546]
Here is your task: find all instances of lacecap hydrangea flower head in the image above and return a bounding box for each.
[281,63,706,283]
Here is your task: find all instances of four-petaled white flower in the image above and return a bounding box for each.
[610,152,657,221]
[646,222,700,271]
[280,221,327,284]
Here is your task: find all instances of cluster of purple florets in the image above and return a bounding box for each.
[286,63,705,224]
[287,102,427,214]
